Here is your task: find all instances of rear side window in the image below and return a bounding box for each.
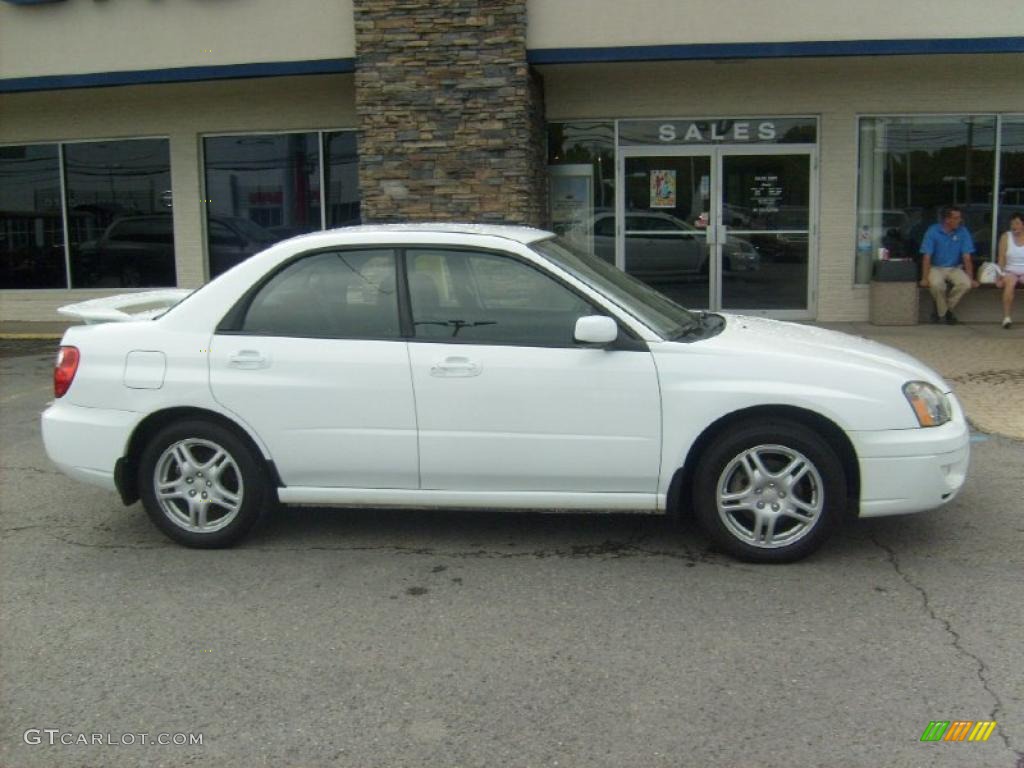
[240,249,400,339]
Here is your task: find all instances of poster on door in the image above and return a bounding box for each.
[650,170,676,208]
[751,174,782,214]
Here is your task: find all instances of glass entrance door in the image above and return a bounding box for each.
[719,151,813,312]
[617,147,815,315]
[620,153,713,309]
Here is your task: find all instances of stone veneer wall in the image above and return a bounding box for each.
[354,0,547,226]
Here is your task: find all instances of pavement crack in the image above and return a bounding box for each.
[871,534,1020,759]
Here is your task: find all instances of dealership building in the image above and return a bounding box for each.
[1,0,1022,325]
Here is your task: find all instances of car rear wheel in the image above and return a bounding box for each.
[138,420,268,548]
[693,419,845,563]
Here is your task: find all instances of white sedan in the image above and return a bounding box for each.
[42,224,969,562]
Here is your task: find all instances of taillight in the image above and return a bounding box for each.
[54,346,80,398]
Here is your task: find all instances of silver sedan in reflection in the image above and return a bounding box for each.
[590,212,759,280]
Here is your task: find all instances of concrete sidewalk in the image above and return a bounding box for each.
[820,321,1024,440]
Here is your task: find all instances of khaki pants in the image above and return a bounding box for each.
[927,267,972,316]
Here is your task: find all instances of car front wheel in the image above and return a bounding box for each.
[138,420,268,548]
[693,419,846,563]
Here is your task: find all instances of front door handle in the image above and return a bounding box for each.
[228,350,270,369]
[430,356,482,378]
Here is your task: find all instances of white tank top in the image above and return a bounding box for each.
[1007,232,1024,272]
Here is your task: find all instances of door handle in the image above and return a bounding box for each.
[430,356,482,378]
[227,350,270,369]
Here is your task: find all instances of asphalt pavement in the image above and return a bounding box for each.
[1,338,1022,768]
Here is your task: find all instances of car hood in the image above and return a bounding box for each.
[714,314,950,391]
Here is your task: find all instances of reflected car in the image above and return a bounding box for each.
[43,225,969,563]
[591,212,760,280]
[76,214,278,286]
[76,214,178,288]
[207,217,278,277]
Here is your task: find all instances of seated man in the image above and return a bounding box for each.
[919,205,979,325]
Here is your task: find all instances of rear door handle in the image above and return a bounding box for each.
[430,356,481,378]
[228,350,270,369]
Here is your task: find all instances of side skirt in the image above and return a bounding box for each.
[276,487,665,513]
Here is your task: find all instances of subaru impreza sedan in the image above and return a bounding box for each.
[42,224,969,562]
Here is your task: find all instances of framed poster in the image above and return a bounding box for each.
[651,170,676,208]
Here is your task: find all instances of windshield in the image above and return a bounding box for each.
[531,236,700,339]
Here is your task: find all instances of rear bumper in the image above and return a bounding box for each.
[851,395,971,518]
[41,400,140,493]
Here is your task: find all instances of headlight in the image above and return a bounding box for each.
[903,381,952,427]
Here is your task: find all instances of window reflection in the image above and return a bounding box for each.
[855,116,997,282]
[204,134,320,277]
[64,139,175,288]
[547,122,615,256]
[324,131,361,228]
[0,144,66,289]
[998,117,1024,236]
[204,132,360,278]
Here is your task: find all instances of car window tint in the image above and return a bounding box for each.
[406,249,594,346]
[241,249,399,339]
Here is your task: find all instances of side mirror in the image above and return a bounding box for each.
[574,315,618,345]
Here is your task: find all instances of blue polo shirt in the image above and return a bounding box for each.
[920,223,974,267]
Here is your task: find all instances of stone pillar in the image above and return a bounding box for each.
[354,0,547,227]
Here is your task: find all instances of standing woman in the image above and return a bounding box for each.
[996,212,1024,329]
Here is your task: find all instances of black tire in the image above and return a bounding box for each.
[138,419,269,548]
[693,419,845,563]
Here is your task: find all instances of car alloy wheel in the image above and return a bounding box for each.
[139,419,267,548]
[153,438,244,534]
[693,419,845,563]
[716,444,823,549]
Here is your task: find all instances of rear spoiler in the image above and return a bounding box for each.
[57,289,193,325]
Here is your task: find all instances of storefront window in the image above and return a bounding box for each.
[855,116,997,283]
[547,122,614,258]
[1,139,174,290]
[203,133,319,278]
[64,139,175,288]
[203,131,359,278]
[997,116,1024,235]
[324,131,361,228]
[0,144,66,289]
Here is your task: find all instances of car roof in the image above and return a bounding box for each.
[320,223,552,245]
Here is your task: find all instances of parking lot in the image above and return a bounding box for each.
[1,339,1022,768]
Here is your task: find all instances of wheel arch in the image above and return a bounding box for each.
[114,406,282,506]
[667,405,860,519]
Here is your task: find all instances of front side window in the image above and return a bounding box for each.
[406,249,594,346]
[240,249,399,339]
[532,236,699,339]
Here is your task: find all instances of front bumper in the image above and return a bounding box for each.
[850,395,971,518]
[41,400,141,493]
